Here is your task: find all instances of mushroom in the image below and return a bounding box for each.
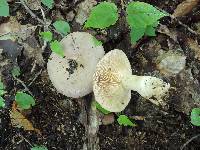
[93,49,170,112]
[47,32,105,98]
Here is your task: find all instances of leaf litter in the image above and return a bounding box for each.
[1,0,200,149]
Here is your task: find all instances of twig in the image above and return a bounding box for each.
[39,6,48,52]
[40,6,47,23]
[0,26,38,38]
[79,97,100,150]
[19,0,46,25]
[87,99,99,150]
[28,69,43,86]
[30,60,37,73]
[180,134,200,150]
[155,6,200,36]
[19,134,33,147]
[171,15,200,36]
[13,76,33,96]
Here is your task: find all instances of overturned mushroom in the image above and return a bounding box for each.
[47,32,105,98]
[93,49,170,112]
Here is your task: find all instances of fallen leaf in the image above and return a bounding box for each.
[23,36,45,66]
[75,0,97,25]
[186,38,200,60]
[27,0,41,10]
[173,0,199,17]
[0,17,37,41]
[0,17,21,41]
[130,116,145,121]
[102,113,115,125]
[10,102,41,134]
[157,24,178,41]
[0,40,22,62]
[194,22,200,34]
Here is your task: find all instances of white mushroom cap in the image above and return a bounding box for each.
[93,49,132,112]
[47,32,105,98]
[93,49,170,112]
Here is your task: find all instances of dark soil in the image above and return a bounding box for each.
[1,0,200,150]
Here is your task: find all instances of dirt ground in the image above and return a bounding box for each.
[1,0,200,149]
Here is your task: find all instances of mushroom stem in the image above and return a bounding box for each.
[122,75,170,103]
[122,75,141,91]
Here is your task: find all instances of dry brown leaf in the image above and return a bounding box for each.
[130,116,145,121]
[0,17,37,41]
[27,0,41,10]
[0,17,21,41]
[102,113,115,125]
[75,0,97,25]
[10,102,41,134]
[23,42,45,66]
[157,24,178,41]
[173,0,199,17]
[187,38,200,60]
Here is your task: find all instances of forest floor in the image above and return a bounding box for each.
[0,0,200,149]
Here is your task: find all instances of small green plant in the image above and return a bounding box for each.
[0,80,6,108]
[85,1,167,44]
[117,115,136,127]
[41,0,54,9]
[40,20,70,57]
[85,2,118,29]
[31,145,48,150]
[0,80,36,109]
[126,1,168,44]
[92,37,103,46]
[15,92,35,109]
[11,66,21,77]
[53,20,71,36]
[191,108,200,126]
[0,96,5,108]
[96,101,136,127]
[0,0,9,17]
[40,31,64,57]
[40,31,53,42]
[50,40,65,57]
[0,80,6,96]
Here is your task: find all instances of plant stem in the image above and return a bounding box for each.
[19,0,45,25]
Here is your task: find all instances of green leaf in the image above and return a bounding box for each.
[41,0,54,9]
[31,145,48,150]
[130,27,145,44]
[126,1,168,29]
[0,90,6,96]
[0,81,6,96]
[145,25,156,36]
[92,37,102,46]
[191,108,200,126]
[117,115,136,127]
[0,96,5,108]
[40,31,53,42]
[0,81,4,90]
[0,0,9,17]
[85,2,118,29]
[127,2,168,44]
[95,101,110,114]
[53,20,70,36]
[50,40,64,57]
[11,66,21,77]
[15,92,35,109]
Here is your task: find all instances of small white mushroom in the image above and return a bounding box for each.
[93,49,170,112]
[47,32,105,98]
